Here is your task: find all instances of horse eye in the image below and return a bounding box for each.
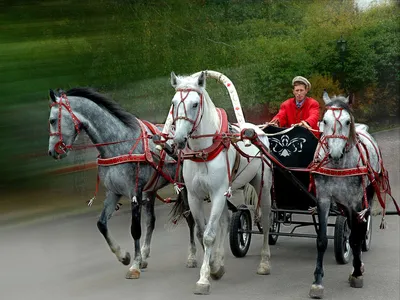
[346,120,350,125]
[193,103,198,108]
[49,119,56,125]
[322,120,327,124]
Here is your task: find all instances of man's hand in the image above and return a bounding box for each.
[268,119,279,127]
[296,120,312,130]
[260,120,279,130]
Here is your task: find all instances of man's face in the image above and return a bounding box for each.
[292,84,308,102]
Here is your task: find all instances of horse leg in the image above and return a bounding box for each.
[194,192,226,295]
[181,188,198,268]
[210,204,229,280]
[309,199,330,299]
[97,191,131,265]
[140,191,156,269]
[348,211,367,288]
[126,192,143,279]
[251,171,272,275]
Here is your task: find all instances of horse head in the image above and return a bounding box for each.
[170,71,207,150]
[48,89,82,159]
[321,91,355,162]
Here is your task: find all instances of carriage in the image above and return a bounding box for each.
[48,70,399,298]
[228,125,368,265]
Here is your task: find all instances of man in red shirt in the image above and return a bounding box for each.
[268,76,320,131]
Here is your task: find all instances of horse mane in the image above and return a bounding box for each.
[325,98,356,144]
[66,87,139,129]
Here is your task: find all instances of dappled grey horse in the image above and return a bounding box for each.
[308,92,387,298]
[47,87,196,279]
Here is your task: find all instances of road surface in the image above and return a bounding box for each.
[1,129,399,300]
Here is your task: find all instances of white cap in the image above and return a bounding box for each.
[292,76,311,90]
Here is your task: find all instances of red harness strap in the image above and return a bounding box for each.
[97,120,152,165]
[308,133,400,217]
[179,108,230,162]
[89,120,178,204]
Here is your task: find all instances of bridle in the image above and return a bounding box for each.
[172,88,204,136]
[49,93,82,154]
[319,106,353,155]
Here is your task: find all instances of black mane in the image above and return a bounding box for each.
[66,87,138,129]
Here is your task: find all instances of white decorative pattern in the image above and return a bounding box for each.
[269,135,306,157]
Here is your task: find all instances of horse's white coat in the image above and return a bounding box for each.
[171,72,272,294]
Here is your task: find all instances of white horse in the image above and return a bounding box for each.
[170,71,272,295]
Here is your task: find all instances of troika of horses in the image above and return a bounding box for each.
[47,70,398,298]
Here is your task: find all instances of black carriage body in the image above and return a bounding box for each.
[263,126,318,210]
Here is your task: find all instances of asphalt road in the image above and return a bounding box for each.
[1,128,399,300]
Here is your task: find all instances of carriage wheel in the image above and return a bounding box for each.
[229,205,252,258]
[361,214,372,252]
[334,215,351,264]
[268,211,280,245]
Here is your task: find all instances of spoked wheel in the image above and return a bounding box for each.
[268,211,280,245]
[229,205,252,258]
[361,214,372,252]
[334,215,351,264]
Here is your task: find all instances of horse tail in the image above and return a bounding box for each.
[168,189,192,225]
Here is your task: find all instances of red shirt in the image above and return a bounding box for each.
[271,97,320,131]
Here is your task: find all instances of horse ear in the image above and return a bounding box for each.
[49,89,56,102]
[344,96,350,104]
[197,71,206,88]
[322,90,331,105]
[171,71,178,88]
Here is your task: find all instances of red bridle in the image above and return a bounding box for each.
[49,93,82,154]
[172,88,204,135]
[321,107,350,141]
[319,106,353,153]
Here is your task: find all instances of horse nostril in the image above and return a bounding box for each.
[340,153,344,159]
[328,154,332,159]
[48,150,52,156]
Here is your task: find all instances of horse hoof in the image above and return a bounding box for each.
[186,259,197,268]
[125,269,141,279]
[194,283,211,295]
[309,284,324,299]
[256,263,271,275]
[140,261,148,269]
[349,276,363,288]
[121,252,131,266]
[210,266,225,280]
[348,264,365,282]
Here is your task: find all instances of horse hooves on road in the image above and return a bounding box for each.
[125,269,141,279]
[121,252,131,266]
[309,284,324,299]
[194,283,211,295]
[256,263,271,275]
[210,266,225,280]
[349,276,364,288]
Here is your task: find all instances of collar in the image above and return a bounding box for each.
[295,97,306,108]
